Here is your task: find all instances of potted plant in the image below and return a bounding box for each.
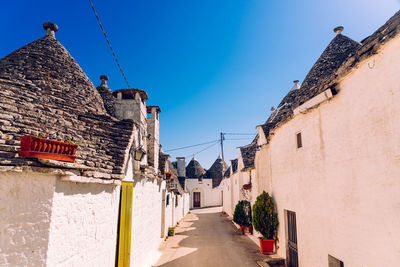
[233,200,252,235]
[252,191,279,254]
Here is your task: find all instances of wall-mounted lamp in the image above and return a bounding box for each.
[133,147,146,161]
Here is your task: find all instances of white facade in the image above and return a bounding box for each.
[220,29,400,267]
[185,178,222,209]
[0,171,120,266]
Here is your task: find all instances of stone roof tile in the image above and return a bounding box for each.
[0,34,134,179]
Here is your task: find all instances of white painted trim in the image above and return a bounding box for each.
[293,89,334,116]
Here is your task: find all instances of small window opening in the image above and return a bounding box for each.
[328,255,344,267]
[175,196,178,207]
[296,132,302,148]
[166,195,170,206]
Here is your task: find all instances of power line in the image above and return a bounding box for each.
[164,139,219,152]
[185,141,219,158]
[88,0,131,88]
[225,138,254,141]
[223,133,256,136]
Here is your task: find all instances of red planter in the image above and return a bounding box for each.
[243,183,252,190]
[240,225,253,235]
[240,225,245,235]
[18,136,78,162]
[258,238,274,254]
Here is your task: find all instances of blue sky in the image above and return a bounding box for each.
[1,0,399,168]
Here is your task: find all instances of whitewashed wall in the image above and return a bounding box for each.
[0,171,120,267]
[131,177,164,267]
[185,178,222,209]
[220,178,233,216]
[258,34,400,266]
[47,180,120,266]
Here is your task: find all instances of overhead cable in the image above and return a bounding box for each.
[164,139,219,152]
[88,0,131,88]
[185,141,219,158]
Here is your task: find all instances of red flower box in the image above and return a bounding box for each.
[243,183,252,190]
[165,171,172,180]
[18,136,78,162]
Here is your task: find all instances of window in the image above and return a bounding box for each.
[296,132,302,148]
[166,194,170,206]
[328,255,344,267]
[175,196,178,207]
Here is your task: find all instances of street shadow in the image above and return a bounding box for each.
[155,210,268,267]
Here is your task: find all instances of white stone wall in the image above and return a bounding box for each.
[258,34,400,266]
[185,178,222,209]
[0,171,120,267]
[220,177,233,216]
[0,172,55,266]
[46,180,120,266]
[131,177,165,267]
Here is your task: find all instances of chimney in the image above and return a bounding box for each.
[176,157,186,177]
[333,26,344,35]
[291,80,301,91]
[146,106,161,170]
[96,75,116,116]
[43,22,58,38]
[100,75,109,86]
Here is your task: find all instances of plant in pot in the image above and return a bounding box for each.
[252,191,279,254]
[233,200,252,235]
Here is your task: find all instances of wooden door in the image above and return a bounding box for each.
[286,210,299,267]
[193,192,201,208]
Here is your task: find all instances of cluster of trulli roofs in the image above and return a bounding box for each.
[0,9,400,267]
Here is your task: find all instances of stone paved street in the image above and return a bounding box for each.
[155,207,269,267]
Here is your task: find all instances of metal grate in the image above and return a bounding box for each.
[287,210,299,267]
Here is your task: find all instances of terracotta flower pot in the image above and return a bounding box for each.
[18,136,78,162]
[243,183,252,190]
[258,237,274,254]
[240,225,245,235]
[246,225,253,235]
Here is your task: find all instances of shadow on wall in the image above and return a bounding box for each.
[0,173,56,266]
[155,210,266,267]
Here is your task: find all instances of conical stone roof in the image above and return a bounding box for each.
[205,156,228,188]
[186,158,205,178]
[0,29,135,179]
[262,32,361,139]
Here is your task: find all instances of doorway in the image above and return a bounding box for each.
[285,210,299,267]
[193,192,201,208]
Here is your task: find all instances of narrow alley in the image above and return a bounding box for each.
[155,207,270,267]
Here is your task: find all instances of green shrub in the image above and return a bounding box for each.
[168,226,175,236]
[252,191,279,239]
[233,200,252,226]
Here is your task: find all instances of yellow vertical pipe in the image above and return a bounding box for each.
[118,181,133,267]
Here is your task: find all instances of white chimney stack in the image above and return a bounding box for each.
[291,80,301,91]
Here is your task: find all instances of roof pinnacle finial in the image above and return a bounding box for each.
[291,80,301,91]
[100,75,109,86]
[334,26,344,35]
[43,22,58,38]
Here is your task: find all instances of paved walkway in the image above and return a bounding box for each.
[154,207,268,267]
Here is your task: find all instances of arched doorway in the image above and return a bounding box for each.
[193,192,201,208]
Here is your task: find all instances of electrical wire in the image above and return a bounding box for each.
[88,0,131,88]
[185,141,219,158]
[224,138,254,141]
[164,139,219,152]
[223,133,256,136]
